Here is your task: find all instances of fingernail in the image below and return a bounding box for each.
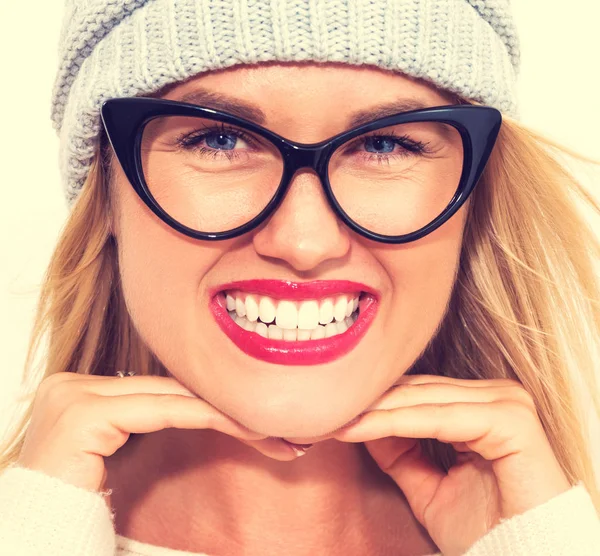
[290,445,311,457]
[282,440,314,457]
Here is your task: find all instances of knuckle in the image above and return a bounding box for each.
[86,422,128,450]
[61,398,126,450]
[506,385,538,414]
[38,372,71,394]
[37,374,80,410]
[155,394,190,429]
[200,411,218,430]
[494,399,545,446]
[497,399,537,423]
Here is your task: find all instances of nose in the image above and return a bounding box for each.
[252,168,351,272]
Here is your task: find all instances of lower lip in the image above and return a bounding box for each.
[209,293,378,365]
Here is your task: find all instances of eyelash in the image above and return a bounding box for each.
[175,124,432,163]
[175,123,257,162]
[345,129,432,163]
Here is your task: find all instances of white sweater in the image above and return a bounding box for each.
[0,464,599,555]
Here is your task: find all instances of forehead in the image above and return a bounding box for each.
[148,62,462,132]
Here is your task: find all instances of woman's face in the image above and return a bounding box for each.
[109,62,469,440]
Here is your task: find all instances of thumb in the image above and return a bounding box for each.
[363,437,445,526]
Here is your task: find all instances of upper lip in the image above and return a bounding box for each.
[210,280,379,301]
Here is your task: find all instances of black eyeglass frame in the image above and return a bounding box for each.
[100,97,502,244]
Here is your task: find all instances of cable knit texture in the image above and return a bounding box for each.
[50,0,521,209]
[0,465,599,555]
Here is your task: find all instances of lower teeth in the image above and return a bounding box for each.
[227,310,359,341]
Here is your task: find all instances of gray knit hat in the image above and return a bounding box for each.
[51,0,521,209]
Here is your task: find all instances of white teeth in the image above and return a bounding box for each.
[224,290,362,341]
[245,294,259,322]
[228,309,360,341]
[258,296,276,324]
[333,296,348,322]
[297,300,320,329]
[254,322,268,338]
[283,328,298,341]
[275,300,298,330]
[324,322,338,338]
[268,324,283,340]
[336,319,348,334]
[345,298,356,317]
[235,297,246,318]
[297,329,312,341]
[319,298,334,324]
[310,326,326,340]
[235,314,254,332]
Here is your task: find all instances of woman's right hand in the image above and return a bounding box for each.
[15,371,275,493]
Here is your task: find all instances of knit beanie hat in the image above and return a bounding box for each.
[50,0,521,209]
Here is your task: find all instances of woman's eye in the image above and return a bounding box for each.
[348,135,428,160]
[182,130,248,151]
[364,136,397,154]
[175,126,257,161]
[202,132,241,151]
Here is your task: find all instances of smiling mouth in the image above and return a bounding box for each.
[209,280,378,365]
[223,290,361,342]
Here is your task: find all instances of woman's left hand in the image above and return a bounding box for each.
[330,374,572,556]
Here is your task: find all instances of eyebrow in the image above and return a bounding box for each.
[176,88,436,130]
[178,89,267,125]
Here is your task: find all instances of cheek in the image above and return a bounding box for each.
[114,176,223,363]
[388,245,460,323]
[386,205,465,283]
[378,213,466,354]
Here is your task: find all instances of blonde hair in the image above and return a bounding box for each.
[2,102,600,519]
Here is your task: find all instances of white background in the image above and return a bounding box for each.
[1,2,599,471]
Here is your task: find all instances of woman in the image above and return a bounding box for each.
[1,0,600,555]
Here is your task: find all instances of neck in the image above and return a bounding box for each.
[105,428,439,555]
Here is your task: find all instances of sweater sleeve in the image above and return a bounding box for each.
[0,464,117,556]
[462,481,600,555]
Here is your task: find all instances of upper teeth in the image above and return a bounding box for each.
[225,291,360,329]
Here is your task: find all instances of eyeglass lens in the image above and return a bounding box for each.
[140,115,465,236]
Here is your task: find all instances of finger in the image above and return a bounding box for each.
[365,382,535,413]
[74,375,310,461]
[80,393,266,458]
[363,437,445,528]
[62,374,262,433]
[105,378,307,460]
[68,374,264,434]
[68,374,201,399]
[392,374,520,389]
[332,401,533,462]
